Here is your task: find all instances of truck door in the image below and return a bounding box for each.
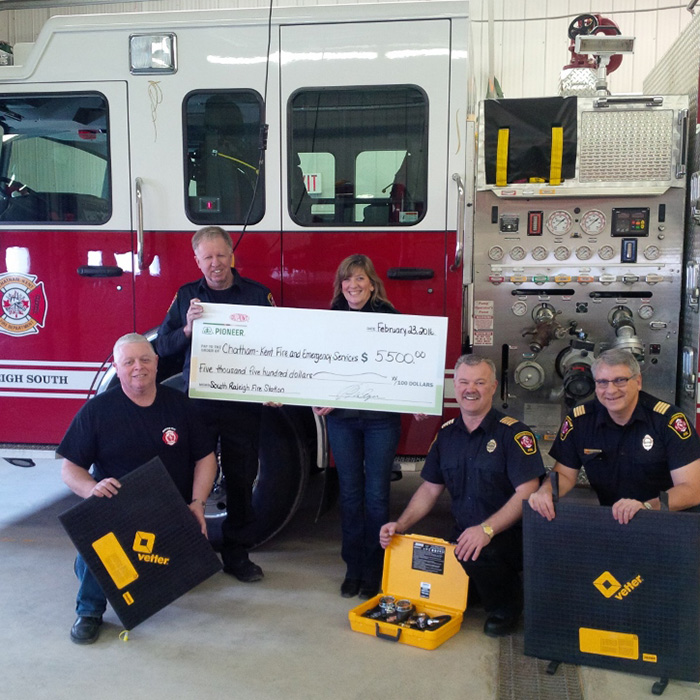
[280,17,467,450]
[0,83,133,446]
[279,18,460,321]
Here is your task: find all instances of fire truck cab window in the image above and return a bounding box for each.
[0,93,110,224]
[184,91,264,225]
[289,86,428,226]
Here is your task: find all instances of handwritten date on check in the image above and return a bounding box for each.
[189,303,448,414]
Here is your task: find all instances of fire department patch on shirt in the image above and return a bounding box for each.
[559,416,574,441]
[515,431,537,455]
[162,427,179,446]
[669,412,692,440]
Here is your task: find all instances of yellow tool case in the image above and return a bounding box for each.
[348,533,469,650]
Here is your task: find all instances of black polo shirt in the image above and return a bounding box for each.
[421,408,545,530]
[549,391,700,506]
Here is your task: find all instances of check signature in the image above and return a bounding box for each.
[333,384,381,402]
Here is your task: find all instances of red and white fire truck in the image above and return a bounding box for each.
[0,1,473,542]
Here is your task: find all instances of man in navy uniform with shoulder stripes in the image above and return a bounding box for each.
[380,354,545,637]
[529,348,700,524]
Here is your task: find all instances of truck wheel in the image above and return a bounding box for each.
[205,405,310,549]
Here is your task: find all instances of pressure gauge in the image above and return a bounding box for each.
[638,304,654,320]
[580,209,606,235]
[576,245,593,260]
[488,245,505,261]
[554,245,571,260]
[546,210,573,235]
[531,245,548,261]
[511,301,528,317]
[510,245,526,261]
[643,245,661,261]
[598,244,615,260]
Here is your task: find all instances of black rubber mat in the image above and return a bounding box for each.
[523,502,700,682]
[59,457,222,630]
[498,632,582,700]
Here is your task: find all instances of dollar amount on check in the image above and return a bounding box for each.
[189,304,448,414]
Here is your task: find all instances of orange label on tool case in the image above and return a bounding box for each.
[579,627,639,660]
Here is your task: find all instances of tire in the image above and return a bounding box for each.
[205,405,311,549]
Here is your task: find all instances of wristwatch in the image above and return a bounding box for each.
[642,501,653,511]
[480,523,494,539]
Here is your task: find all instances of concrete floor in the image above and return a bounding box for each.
[2,460,699,700]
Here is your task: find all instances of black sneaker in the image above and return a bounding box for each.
[340,578,361,598]
[70,616,102,645]
[358,581,381,600]
[483,613,519,638]
[223,557,264,582]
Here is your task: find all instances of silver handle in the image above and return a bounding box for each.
[682,346,697,397]
[594,95,663,109]
[135,177,144,270]
[450,173,465,272]
[678,108,689,179]
[687,261,700,312]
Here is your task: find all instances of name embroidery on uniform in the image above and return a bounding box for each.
[642,434,654,451]
[668,412,692,440]
[486,439,497,453]
[515,431,537,455]
[560,416,573,441]
[162,427,179,446]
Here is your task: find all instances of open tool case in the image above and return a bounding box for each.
[348,533,469,650]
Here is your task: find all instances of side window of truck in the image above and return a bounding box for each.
[0,92,111,224]
[184,90,265,225]
[288,86,428,226]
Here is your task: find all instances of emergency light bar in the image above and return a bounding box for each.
[575,35,635,56]
[129,33,177,74]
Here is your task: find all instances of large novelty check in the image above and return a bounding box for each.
[189,304,448,414]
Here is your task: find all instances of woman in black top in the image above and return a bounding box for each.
[314,255,402,599]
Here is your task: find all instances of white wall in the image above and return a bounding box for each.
[0,0,696,98]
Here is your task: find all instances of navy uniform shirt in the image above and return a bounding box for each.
[156,268,275,387]
[549,391,700,506]
[421,408,545,531]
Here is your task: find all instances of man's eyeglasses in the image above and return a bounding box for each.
[594,375,637,388]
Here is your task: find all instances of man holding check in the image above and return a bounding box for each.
[156,226,275,583]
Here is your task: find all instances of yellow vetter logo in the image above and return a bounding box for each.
[593,570,643,600]
[132,531,170,565]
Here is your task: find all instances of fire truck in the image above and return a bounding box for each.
[0,1,473,543]
[1,1,695,545]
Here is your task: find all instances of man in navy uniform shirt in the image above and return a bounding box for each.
[380,354,545,637]
[157,226,275,583]
[529,348,700,523]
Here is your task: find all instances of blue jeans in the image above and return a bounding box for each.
[327,411,402,583]
[74,554,107,618]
